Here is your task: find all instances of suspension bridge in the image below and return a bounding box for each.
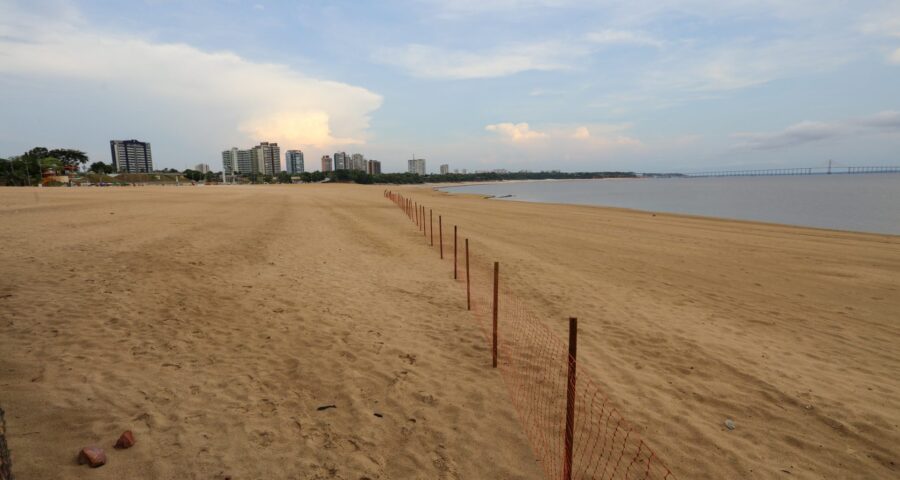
[679,161,900,178]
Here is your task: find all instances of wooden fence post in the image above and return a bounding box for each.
[453,225,458,279]
[564,317,578,480]
[423,206,427,236]
[466,238,470,310]
[430,209,434,246]
[492,261,499,368]
[439,216,443,259]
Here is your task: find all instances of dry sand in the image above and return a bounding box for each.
[1,184,898,479]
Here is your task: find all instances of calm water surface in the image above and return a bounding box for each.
[441,174,900,235]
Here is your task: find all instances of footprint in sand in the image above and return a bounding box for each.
[255,430,274,447]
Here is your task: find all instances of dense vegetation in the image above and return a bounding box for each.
[296,169,636,185]
[182,168,221,183]
[1,147,89,186]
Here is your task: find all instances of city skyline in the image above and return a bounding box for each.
[1,1,900,173]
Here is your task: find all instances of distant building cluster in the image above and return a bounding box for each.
[221,142,281,177]
[110,139,153,173]
[408,157,426,175]
[102,137,437,178]
[440,164,449,175]
[329,151,380,174]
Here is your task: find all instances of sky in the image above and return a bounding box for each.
[1,0,899,173]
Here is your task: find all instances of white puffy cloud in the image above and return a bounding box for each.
[0,2,381,160]
[486,122,640,148]
[485,123,548,141]
[571,126,592,139]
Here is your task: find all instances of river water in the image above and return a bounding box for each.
[440,174,900,235]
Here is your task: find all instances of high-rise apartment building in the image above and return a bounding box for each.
[350,153,366,171]
[235,149,253,173]
[110,139,153,173]
[366,159,382,175]
[321,155,333,172]
[286,150,305,174]
[252,142,281,176]
[408,157,426,176]
[194,163,210,173]
[222,148,237,174]
[223,143,278,176]
[333,152,348,170]
[440,164,449,175]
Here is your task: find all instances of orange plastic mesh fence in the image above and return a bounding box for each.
[384,191,676,480]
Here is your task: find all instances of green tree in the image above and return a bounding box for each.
[48,149,89,170]
[276,171,293,183]
[89,161,114,174]
[182,169,206,182]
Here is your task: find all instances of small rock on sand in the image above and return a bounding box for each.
[78,446,107,467]
[115,430,135,449]
[724,419,735,430]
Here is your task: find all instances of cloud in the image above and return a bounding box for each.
[0,2,382,152]
[372,42,579,79]
[571,126,591,139]
[485,123,548,141]
[645,38,853,93]
[424,0,570,18]
[584,29,663,48]
[890,47,900,64]
[486,122,641,149]
[732,111,900,150]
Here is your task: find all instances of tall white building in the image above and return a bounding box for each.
[333,152,348,170]
[408,157,426,176]
[286,150,305,174]
[223,143,279,176]
[350,153,366,171]
[440,164,449,175]
[110,139,153,173]
[252,142,281,176]
[321,155,333,172]
[194,163,210,173]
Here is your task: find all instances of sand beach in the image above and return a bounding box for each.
[1,184,898,479]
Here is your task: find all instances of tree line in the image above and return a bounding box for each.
[299,169,636,185]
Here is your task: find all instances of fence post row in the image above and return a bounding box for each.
[564,317,578,480]
[381,195,674,480]
[492,261,499,369]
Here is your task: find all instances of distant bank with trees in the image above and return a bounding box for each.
[306,169,637,185]
[2,145,636,187]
